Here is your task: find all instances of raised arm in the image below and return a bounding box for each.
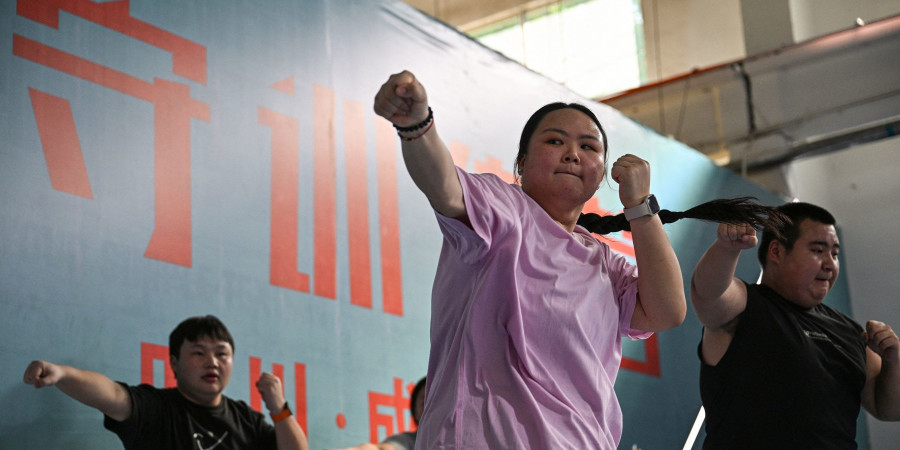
[615,154,685,332]
[861,320,900,421]
[256,372,309,450]
[690,223,756,328]
[373,71,465,220]
[689,223,756,364]
[22,360,132,421]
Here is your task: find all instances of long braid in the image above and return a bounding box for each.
[577,197,789,236]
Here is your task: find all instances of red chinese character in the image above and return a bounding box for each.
[140,342,176,388]
[15,1,210,267]
[368,377,416,443]
[260,84,404,315]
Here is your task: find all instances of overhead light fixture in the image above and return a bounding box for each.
[856,17,866,26]
[707,147,731,166]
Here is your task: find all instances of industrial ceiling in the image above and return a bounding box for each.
[599,14,900,175]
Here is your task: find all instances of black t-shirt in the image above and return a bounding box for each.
[699,283,867,449]
[103,383,276,450]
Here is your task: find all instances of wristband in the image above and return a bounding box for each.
[393,107,433,133]
[270,402,292,423]
[399,119,434,141]
[623,194,660,221]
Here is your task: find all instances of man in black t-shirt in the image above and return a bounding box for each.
[23,315,307,450]
[691,202,900,448]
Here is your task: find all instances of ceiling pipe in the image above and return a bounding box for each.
[598,14,900,104]
[598,13,900,175]
[733,116,900,173]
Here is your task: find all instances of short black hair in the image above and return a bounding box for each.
[757,202,836,267]
[410,376,427,425]
[169,315,235,359]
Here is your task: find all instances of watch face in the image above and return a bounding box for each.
[648,194,660,213]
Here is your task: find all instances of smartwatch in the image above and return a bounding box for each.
[624,194,660,221]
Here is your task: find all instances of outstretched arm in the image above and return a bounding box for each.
[690,223,755,364]
[22,360,132,421]
[257,372,309,450]
[861,320,900,421]
[373,71,465,220]
[615,155,685,332]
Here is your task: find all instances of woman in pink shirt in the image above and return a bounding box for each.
[373,70,778,449]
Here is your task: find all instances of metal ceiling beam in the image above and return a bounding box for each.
[599,14,900,174]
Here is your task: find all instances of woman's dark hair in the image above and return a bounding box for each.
[577,196,790,237]
[757,202,835,267]
[169,315,235,358]
[514,102,609,182]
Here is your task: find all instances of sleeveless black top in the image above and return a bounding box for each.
[699,283,866,449]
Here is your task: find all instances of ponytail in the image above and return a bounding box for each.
[577,197,789,236]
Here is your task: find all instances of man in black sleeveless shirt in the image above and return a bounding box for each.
[691,202,900,448]
[23,315,308,449]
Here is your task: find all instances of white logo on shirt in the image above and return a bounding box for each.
[192,429,229,450]
[803,330,831,342]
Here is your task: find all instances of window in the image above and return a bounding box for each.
[471,0,645,99]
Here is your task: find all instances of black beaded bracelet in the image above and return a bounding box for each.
[394,107,433,133]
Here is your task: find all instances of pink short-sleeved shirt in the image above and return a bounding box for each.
[415,169,650,450]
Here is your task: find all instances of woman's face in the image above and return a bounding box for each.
[519,108,606,209]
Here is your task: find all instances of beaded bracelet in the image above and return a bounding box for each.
[393,107,433,133]
[399,119,434,141]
